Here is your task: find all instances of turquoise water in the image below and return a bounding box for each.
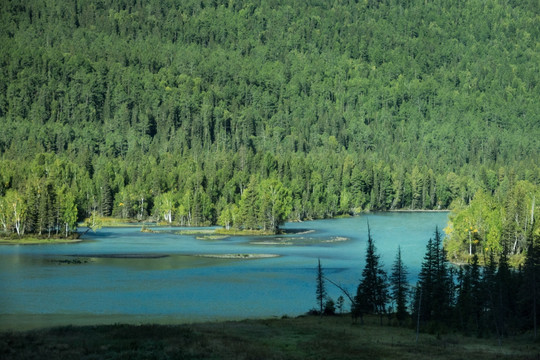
[0,212,448,329]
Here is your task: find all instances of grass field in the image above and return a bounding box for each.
[1,315,537,359]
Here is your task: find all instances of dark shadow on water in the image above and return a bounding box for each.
[68,254,170,259]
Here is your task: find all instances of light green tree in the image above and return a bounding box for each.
[86,210,102,232]
[59,188,78,237]
[218,203,237,230]
[259,178,292,233]
[154,191,176,223]
[237,176,260,230]
[3,190,27,235]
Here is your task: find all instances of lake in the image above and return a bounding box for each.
[0,212,448,330]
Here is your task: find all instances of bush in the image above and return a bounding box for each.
[324,299,336,316]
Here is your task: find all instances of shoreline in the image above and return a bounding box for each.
[0,237,83,246]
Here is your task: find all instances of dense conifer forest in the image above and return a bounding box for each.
[0,1,538,252]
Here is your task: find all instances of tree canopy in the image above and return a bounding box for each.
[0,0,538,236]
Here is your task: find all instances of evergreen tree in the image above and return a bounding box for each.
[356,225,388,325]
[316,258,327,315]
[455,254,483,335]
[390,246,409,325]
[100,178,113,217]
[414,227,453,328]
[494,249,512,337]
[482,251,500,337]
[519,222,540,337]
[237,176,259,230]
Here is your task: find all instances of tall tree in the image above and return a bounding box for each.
[519,222,540,337]
[60,188,78,237]
[259,178,292,233]
[390,246,409,325]
[316,258,327,315]
[455,254,483,335]
[237,176,260,230]
[356,225,388,325]
[414,227,453,327]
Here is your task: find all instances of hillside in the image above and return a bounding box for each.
[0,0,538,230]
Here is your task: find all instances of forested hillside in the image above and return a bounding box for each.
[0,1,538,238]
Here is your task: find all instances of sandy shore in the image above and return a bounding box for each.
[193,253,280,259]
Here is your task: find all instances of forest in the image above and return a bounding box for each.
[0,0,538,257]
[317,226,540,339]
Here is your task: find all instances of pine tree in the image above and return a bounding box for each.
[432,226,453,322]
[316,258,327,315]
[237,176,260,230]
[100,178,112,217]
[469,254,483,334]
[456,254,483,334]
[390,246,409,325]
[414,227,453,327]
[356,225,388,325]
[482,251,500,337]
[494,248,512,338]
[519,224,539,337]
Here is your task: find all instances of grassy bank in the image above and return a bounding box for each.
[80,217,155,228]
[0,315,537,360]
[0,233,81,245]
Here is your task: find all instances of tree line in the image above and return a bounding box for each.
[316,225,540,338]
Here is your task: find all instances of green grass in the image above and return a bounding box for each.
[79,217,154,228]
[0,315,537,360]
[0,233,81,245]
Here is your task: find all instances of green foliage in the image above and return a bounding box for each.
[316,258,326,315]
[0,0,538,231]
[390,246,409,325]
[86,211,103,232]
[445,180,539,266]
[414,227,454,326]
[355,226,388,324]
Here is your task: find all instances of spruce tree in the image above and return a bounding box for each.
[456,254,483,334]
[356,225,388,325]
[414,227,453,327]
[519,225,539,337]
[237,176,259,230]
[432,226,453,321]
[495,248,512,337]
[316,258,327,315]
[482,251,500,337]
[390,246,409,325]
